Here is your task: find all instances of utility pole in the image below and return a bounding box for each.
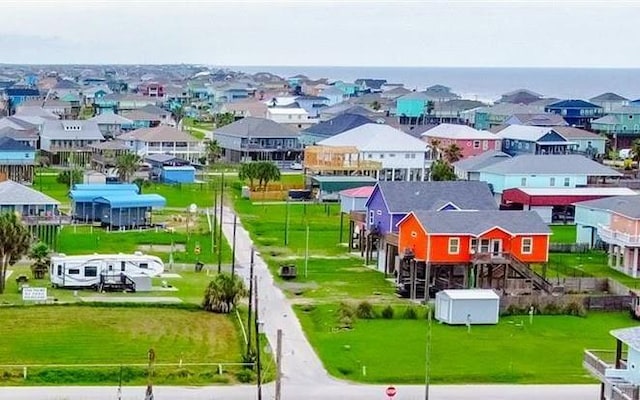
[212,187,217,256]
[425,307,432,400]
[275,329,283,400]
[305,225,309,278]
[231,214,237,277]
[217,172,225,273]
[284,198,290,246]
[246,247,254,355]
[254,275,262,400]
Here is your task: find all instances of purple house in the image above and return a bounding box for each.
[364,181,498,274]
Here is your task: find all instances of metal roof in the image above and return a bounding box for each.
[318,123,428,152]
[214,117,299,138]
[479,155,622,177]
[94,194,166,209]
[0,136,34,151]
[611,327,640,352]
[410,210,551,235]
[453,150,511,172]
[72,183,140,193]
[439,289,499,300]
[303,113,373,137]
[421,123,497,140]
[573,195,640,219]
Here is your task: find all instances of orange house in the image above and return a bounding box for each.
[395,210,551,298]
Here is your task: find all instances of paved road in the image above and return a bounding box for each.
[0,205,601,400]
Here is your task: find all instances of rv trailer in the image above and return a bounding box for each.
[50,252,164,292]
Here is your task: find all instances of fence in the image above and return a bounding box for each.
[549,243,590,253]
[500,293,631,313]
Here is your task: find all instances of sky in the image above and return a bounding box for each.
[2,0,640,67]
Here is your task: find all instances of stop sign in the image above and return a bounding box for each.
[386,386,397,398]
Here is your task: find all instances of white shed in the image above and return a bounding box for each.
[435,289,500,325]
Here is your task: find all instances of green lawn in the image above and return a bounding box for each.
[34,173,71,205]
[0,306,246,385]
[548,252,640,289]
[296,304,638,384]
[550,225,577,244]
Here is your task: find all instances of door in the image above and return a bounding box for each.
[491,239,502,258]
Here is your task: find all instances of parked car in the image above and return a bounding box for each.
[290,162,303,170]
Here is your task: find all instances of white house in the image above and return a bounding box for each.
[266,107,315,130]
[317,123,430,181]
[117,126,203,163]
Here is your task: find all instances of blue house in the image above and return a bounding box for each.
[299,113,373,146]
[544,99,603,128]
[363,181,497,273]
[70,183,140,222]
[332,81,359,97]
[496,125,575,156]
[145,154,195,183]
[0,136,36,183]
[3,88,41,112]
[294,96,330,118]
[396,92,429,124]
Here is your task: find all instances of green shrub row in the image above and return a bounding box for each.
[335,301,432,327]
[502,300,587,317]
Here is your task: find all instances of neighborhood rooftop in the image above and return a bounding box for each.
[409,210,551,235]
[479,154,623,176]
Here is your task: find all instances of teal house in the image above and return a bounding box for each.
[332,81,358,97]
[396,92,429,124]
[591,106,640,148]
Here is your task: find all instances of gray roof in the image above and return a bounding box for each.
[89,113,133,125]
[453,150,512,172]
[0,117,37,130]
[611,327,640,352]
[480,155,622,177]
[590,92,629,102]
[376,181,498,213]
[214,117,298,138]
[41,120,105,141]
[0,126,38,141]
[574,195,640,219]
[0,180,60,205]
[411,210,551,235]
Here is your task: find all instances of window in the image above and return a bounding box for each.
[448,238,460,254]
[376,210,382,216]
[84,266,98,277]
[410,154,416,159]
[564,177,570,187]
[57,265,62,276]
[288,114,292,120]
[473,140,480,149]
[411,231,418,238]
[470,238,478,252]
[68,268,80,275]
[389,153,396,158]
[482,140,488,150]
[480,239,490,253]
[369,210,374,225]
[521,177,527,186]
[550,177,556,186]
[368,154,372,159]
[405,153,411,159]
[380,154,384,159]
[522,237,533,254]
[139,263,148,269]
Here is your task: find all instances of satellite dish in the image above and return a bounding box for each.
[189,204,198,213]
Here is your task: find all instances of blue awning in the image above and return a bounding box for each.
[70,190,138,202]
[72,183,140,194]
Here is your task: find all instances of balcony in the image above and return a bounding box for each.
[584,350,639,400]
[0,159,35,165]
[598,225,640,247]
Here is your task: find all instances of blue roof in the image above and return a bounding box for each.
[94,194,166,209]
[72,183,140,194]
[546,99,602,109]
[0,136,34,151]
[4,88,40,96]
[70,190,138,202]
[303,113,374,136]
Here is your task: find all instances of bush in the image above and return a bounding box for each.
[356,301,375,319]
[404,307,418,319]
[235,368,255,383]
[381,305,394,319]
[542,302,563,315]
[338,302,356,320]
[564,300,587,317]
[338,315,353,329]
[502,304,525,316]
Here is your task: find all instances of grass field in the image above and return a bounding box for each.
[0,305,247,385]
[296,304,638,384]
[550,224,577,244]
[548,252,640,289]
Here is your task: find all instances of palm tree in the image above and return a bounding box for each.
[429,138,442,160]
[29,242,50,279]
[256,161,281,191]
[115,153,141,183]
[443,143,463,164]
[214,112,235,129]
[0,213,32,294]
[202,273,247,313]
[370,100,381,111]
[238,162,259,190]
[430,160,457,181]
[205,139,222,166]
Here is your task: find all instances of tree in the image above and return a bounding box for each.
[255,161,281,190]
[0,213,32,293]
[443,143,463,164]
[29,241,50,279]
[238,162,260,190]
[430,160,457,181]
[425,100,435,115]
[56,169,83,188]
[632,138,640,168]
[172,105,185,125]
[202,272,247,313]
[204,139,222,165]
[214,112,235,129]
[370,100,381,111]
[115,153,141,183]
[429,138,442,160]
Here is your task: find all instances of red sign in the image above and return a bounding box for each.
[386,386,397,398]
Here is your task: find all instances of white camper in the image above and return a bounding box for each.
[50,252,164,292]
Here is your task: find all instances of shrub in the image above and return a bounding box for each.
[339,315,353,329]
[235,369,255,383]
[503,304,525,316]
[404,307,418,319]
[338,302,356,320]
[381,305,394,319]
[542,302,563,315]
[356,301,375,319]
[564,300,587,317]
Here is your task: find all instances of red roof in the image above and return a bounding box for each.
[503,187,636,206]
[339,186,375,198]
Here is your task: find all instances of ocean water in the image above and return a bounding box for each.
[230,66,640,104]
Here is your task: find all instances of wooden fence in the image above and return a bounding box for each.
[549,243,590,253]
[500,293,631,312]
